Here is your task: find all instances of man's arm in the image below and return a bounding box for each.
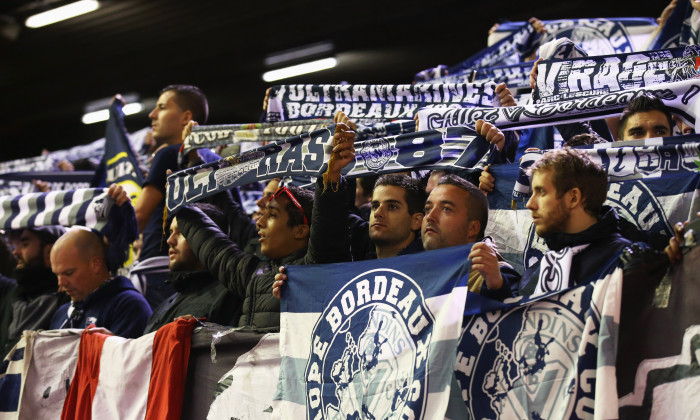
[304,115,356,265]
[176,205,257,300]
[134,185,163,232]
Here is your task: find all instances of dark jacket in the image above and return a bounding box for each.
[49,276,152,338]
[143,270,240,334]
[518,206,632,296]
[177,178,351,329]
[0,267,68,357]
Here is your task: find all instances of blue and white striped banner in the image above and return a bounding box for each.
[0,188,113,231]
[166,125,492,214]
[274,245,470,419]
[264,83,498,122]
[533,46,700,104]
[417,78,700,131]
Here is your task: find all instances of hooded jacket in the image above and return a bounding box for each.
[49,276,152,338]
[0,267,68,356]
[518,205,632,296]
[143,270,240,334]
[177,178,351,329]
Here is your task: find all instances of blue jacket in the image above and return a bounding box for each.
[50,276,152,338]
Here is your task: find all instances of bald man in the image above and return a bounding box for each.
[49,228,151,338]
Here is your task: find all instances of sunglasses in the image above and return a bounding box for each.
[269,186,308,225]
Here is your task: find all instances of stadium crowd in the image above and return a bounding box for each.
[0,1,699,418]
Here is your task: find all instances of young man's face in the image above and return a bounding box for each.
[256,196,305,260]
[369,185,422,248]
[148,90,189,145]
[526,170,571,237]
[12,229,46,269]
[52,245,102,302]
[421,184,473,251]
[256,179,280,214]
[621,110,671,140]
[166,217,203,272]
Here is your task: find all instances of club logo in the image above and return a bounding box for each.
[358,138,393,172]
[305,269,434,419]
[456,294,595,419]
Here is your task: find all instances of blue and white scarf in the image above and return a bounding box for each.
[181,120,334,155]
[533,46,700,104]
[264,83,498,122]
[417,77,700,131]
[165,126,492,214]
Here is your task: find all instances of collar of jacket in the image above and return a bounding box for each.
[541,205,622,252]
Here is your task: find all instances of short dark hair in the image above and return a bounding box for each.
[436,174,489,238]
[357,175,379,199]
[160,84,209,124]
[527,148,607,216]
[190,202,227,232]
[618,93,673,139]
[374,174,427,215]
[284,186,314,228]
[565,133,608,147]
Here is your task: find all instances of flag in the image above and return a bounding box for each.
[617,243,700,419]
[207,333,281,420]
[0,329,82,420]
[60,318,196,420]
[91,100,144,202]
[455,268,623,419]
[274,245,471,419]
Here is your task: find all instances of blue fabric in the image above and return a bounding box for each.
[49,276,152,339]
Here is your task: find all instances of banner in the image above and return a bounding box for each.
[181,120,334,155]
[427,62,535,90]
[265,83,498,122]
[617,244,700,419]
[648,1,695,50]
[0,188,116,231]
[489,18,658,56]
[533,46,700,104]
[455,268,622,419]
[417,78,700,131]
[449,21,542,74]
[0,171,93,197]
[274,245,471,419]
[166,125,491,214]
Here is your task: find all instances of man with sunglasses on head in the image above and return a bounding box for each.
[173,113,356,329]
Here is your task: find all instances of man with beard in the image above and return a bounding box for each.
[0,226,68,356]
[518,147,632,296]
[142,203,240,333]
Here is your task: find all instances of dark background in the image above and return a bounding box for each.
[0,0,664,160]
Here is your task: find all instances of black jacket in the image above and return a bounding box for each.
[0,267,68,356]
[177,178,351,329]
[143,270,240,334]
[518,206,632,296]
